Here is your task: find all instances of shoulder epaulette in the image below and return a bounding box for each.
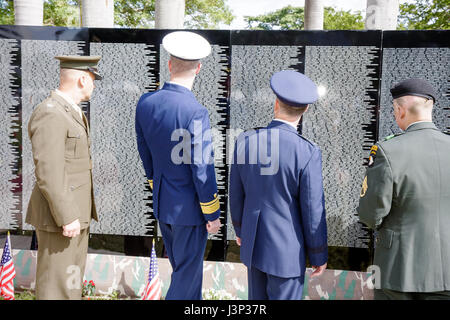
[235,127,261,139]
[297,134,317,147]
[382,132,404,141]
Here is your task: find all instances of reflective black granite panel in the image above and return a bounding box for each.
[0,38,20,229]
[303,45,380,248]
[380,31,450,138]
[89,41,157,236]
[0,26,447,257]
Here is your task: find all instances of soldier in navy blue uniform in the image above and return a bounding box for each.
[135,31,221,300]
[230,70,328,300]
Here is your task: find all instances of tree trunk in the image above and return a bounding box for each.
[81,0,114,28]
[155,0,185,29]
[14,0,43,26]
[365,0,399,30]
[304,0,324,30]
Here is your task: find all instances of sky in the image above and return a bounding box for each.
[224,0,411,29]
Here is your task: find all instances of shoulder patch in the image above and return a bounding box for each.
[368,145,378,167]
[360,176,368,198]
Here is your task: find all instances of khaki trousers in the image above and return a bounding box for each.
[35,228,89,300]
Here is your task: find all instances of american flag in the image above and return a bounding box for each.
[0,232,16,300]
[142,240,161,300]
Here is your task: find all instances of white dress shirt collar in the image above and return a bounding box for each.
[273,118,298,130]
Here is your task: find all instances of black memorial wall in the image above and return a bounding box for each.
[0,26,448,264]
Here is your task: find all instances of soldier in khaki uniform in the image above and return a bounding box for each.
[358,78,450,300]
[26,56,101,299]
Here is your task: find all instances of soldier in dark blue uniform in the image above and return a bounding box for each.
[135,31,221,300]
[230,70,328,300]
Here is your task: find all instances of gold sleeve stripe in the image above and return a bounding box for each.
[148,180,153,189]
[200,197,219,208]
[200,195,218,206]
[200,199,220,214]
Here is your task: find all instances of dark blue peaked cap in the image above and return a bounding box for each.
[270,70,318,107]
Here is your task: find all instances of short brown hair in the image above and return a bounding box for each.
[278,99,308,118]
[170,55,200,75]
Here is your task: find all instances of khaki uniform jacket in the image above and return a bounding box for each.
[26,91,98,232]
[358,122,450,292]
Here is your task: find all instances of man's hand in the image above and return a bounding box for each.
[236,237,241,246]
[310,263,327,278]
[62,219,81,238]
[206,218,221,234]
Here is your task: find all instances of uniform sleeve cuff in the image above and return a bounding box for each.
[308,244,328,266]
[233,227,241,238]
[200,194,220,215]
[204,210,220,222]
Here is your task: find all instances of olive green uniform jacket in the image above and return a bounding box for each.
[26,91,98,231]
[358,122,450,292]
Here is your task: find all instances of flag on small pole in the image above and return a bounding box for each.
[0,232,16,300]
[142,239,161,300]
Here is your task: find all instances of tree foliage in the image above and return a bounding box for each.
[245,6,304,30]
[44,0,80,27]
[185,0,233,29]
[245,6,365,30]
[115,0,234,29]
[0,0,233,28]
[323,7,364,30]
[0,0,14,25]
[398,0,449,30]
[114,0,156,28]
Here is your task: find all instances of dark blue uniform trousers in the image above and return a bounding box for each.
[248,266,305,300]
[159,222,207,300]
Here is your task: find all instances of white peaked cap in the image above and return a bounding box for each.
[162,31,212,60]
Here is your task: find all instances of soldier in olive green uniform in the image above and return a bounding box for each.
[358,78,450,300]
[26,56,101,299]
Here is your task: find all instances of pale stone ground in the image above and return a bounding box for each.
[0,232,122,255]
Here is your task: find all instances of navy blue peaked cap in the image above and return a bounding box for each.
[390,78,437,103]
[270,70,318,107]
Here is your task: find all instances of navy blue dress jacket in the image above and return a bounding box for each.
[230,120,328,278]
[135,82,220,226]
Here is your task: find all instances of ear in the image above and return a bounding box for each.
[274,99,280,114]
[168,60,172,73]
[195,63,202,75]
[78,74,87,88]
[399,104,407,119]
